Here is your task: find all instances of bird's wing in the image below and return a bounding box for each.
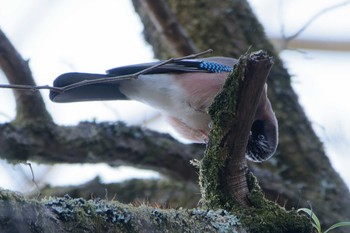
[50,57,235,103]
[202,57,238,68]
[106,58,233,76]
[50,72,128,103]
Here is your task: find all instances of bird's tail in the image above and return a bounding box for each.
[49,72,128,103]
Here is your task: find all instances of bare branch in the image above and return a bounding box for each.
[59,49,213,92]
[278,0,350,50]
[0,29,52,123]
[0,83,63,92]
[23,162,41,199]
[0,122,203,181]
[0,49,213,94]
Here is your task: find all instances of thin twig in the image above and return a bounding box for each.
[0,84,63,92]
[174,49,213,59]
[0,111,12,120]
[24,162,41,199]
[285,1,350,42]
[0,49,213,94]
[105,188,109,200]
[56,49,213,92]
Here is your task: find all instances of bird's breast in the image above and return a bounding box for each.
[119,73,227,142]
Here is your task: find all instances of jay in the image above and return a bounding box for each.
[50,57,278,162]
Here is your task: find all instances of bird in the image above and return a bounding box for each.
[50,56,278,162]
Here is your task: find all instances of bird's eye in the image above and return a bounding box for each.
[258,134,265,140]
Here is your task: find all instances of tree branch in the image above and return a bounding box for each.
[200,51,273,208]
[0,49,213,93]
[288,1,350,41]
[0,29,52,124]
[0,121,203,181]
[39,177,200,209]
[56,49,213,92]
[278,0,350,51]
[0,175,311,233]
[0,188,246,233]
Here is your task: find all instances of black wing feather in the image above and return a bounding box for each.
[50,73,128,103]
[50,58,233,103]
[106,59,211,76]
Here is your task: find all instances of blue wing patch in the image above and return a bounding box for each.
[107,59,233,75]
[199,61,233,73]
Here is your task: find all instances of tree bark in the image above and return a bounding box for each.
[0,29,52,124]
[39,177,200,209]
[0,188,246,233]
[132,0,350,227]
[0,122,202,181]
[1,186,312,233]
[200,51,273,208]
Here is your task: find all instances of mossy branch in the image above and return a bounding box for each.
[199,50,273,208]
[0,188,243,233]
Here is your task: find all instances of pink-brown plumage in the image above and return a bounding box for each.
[167,72,226,142]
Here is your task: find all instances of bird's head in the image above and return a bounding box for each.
[246,84,278,162]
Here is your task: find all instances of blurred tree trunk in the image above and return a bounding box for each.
[132,0,350,227]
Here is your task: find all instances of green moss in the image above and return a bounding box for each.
[238,173,311,233]
[245,172,267,208]
[1,187,309,232]
[241,207,311,233]
[198,54,247,210]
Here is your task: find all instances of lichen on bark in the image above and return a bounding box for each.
[1,188,245,233]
